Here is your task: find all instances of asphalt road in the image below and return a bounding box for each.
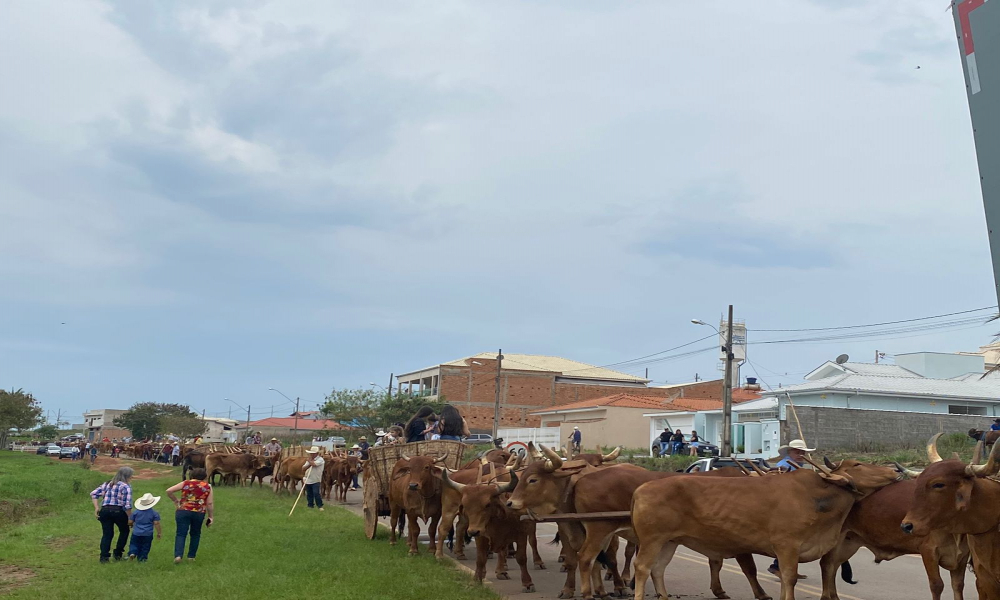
[339,491,958,600]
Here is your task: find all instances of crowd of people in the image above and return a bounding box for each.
[657,428,702,456]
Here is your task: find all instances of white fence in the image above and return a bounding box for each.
[8,444,41,453]
[498,427,561,450]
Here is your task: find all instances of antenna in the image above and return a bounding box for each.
[835,354,850,365]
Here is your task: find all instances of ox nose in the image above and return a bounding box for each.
[506,500,513,508]
[408,483,418,491]
[900,522,914,535]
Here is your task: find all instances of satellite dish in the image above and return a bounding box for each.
[835,354,850,365]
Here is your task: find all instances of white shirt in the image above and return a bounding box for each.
[303,456,324,484]
[172,445,180,456]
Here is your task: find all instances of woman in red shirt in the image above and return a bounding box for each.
[166,467,215,564]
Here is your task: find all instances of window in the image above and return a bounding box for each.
[948,405,987,416]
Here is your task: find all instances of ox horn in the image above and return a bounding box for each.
[967,438,1000,477]
[509,453,523,470]
[601,446,622,463]
[441,468,467,493]
[802,455,833,476]
[972,440,984,466]
[540,444,563,472]
[494,471,519,496]
[400,453,412,461]
[823,457,838,471]
[926,433,944,464]
[892,462,922,479]
[434,451,449,464]
[527,441,543,460]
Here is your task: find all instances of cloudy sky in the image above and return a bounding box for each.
[2,0,996,424]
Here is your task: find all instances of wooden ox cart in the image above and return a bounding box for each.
[363,439,466,539]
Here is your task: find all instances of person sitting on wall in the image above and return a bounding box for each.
[658,428,672,456]
[670,429,685,455]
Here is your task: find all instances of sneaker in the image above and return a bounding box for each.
[318,507,324,511]
[128,554,136,561]
[174,557,182,564]
[767,566,779,576]
[187,558,195,562]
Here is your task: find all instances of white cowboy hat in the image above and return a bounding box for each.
[134,493,160,510]
[307,446,321,454]
[573,426,579,430]
[351,444,360,449]
[375,431,387,437]
[778,439,815,452]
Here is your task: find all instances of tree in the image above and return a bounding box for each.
[0,388,43,448]
[320,388,444,438]
[34,424,59,440]
[114,403,198,440]
[159,415,207,441]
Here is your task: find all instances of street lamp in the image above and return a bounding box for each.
[369,382,387,392]
[226,398,252,441]
[268,387,300,442]
[692,307,735,457]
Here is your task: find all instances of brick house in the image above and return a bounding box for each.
[396,352,732,431]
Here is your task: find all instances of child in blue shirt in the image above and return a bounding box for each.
[128,493,162,561]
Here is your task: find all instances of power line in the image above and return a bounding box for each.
[750,305,996,333]
[750,315,990,345]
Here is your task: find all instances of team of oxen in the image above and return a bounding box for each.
[383,438,1000,600]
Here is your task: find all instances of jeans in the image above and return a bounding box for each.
[129,535,153,561]
[659,442,669,455]
[439,435,461,441]
[351,474,359,489]
[175,510,206,558]
[305,482,323,508]
[98,505,129,561]
[672,442,683,454]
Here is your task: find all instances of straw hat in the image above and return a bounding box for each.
[351,444,360,449]
[375,431,387,437]
[359,436,367,441]
[270,437,278,442]
[134,493,161,510]
[307,446,321,454]
[778,439,815,453]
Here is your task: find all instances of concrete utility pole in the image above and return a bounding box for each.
[246,405,251,440]
[722,305,735,457]
[492,349,504,440]
[387,372,393,403]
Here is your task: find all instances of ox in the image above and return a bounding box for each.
[323,455,360,502]
[507,445,768,600]
[389,453,448,555]
[630,459,900,600]
[902,435,1000,600]
[968,428,1000,451]
[248,454,278,488]
[443,470,536,592]
[820,468,969,600]
[274,456,309,495]
[204,452,261,487]
[182,450,207,480]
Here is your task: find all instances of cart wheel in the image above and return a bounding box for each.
[363,483,379,540]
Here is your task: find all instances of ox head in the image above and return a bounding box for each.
[506,445,568,513]
[397,452,448,494]
[802,456,901,495]
[901,434,1000,536]
[442,470,517,537]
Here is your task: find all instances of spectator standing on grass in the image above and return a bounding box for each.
[166,467,214,564]
[302,446,325,511]
[438,405,470,442]
[405,406,436,443]
[90,444,98,464]
[171,443,181,466]
[128,493,162,562]
[90,466,134,563]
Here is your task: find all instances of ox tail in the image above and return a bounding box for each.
[840,560,857,585]
[596,550,611,571]
[549,531,560,546]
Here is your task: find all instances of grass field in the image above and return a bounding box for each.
[0,453,500,600]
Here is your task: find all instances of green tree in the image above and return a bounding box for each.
[320,389,444,438]
[34,424,59,440]
[0,388,43,448]
[159,415,207,441]
[114,402,198,440]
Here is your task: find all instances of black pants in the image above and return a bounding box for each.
[98,506,129,561]
[305,482,323,508]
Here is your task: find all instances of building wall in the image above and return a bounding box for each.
[549,406,650,451]
[781,405,995,450]
[437,358,724,431]
[782,392,1000,416]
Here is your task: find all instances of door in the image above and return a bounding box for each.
[761,420,780,457]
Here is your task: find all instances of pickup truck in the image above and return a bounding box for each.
[684,457,771,473]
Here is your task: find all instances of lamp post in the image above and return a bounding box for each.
[692,307,735,457]
[268,387,299,443]
[226,398,252,442]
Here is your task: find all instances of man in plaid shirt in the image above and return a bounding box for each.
[90,467,135,562]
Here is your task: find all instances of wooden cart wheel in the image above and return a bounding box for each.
[363,483,379,540]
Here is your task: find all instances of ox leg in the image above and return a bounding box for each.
[621,540,636,583]
[919,549,946,600]
[947,564,967,600]
[735,553,772,600]
[819,537,858,600]
[774,549,801,600]
[427,514,441,553]
[389,505,400,546]
[474,536,489,583]
[557,523,582,599]
[526,523,546,569]
[406,513,420,555]
[708,557,731,599]
[516,530,536,592]
[495,543,510,580]
[455,511,470,560]
[578,525,616,600]
[436,503,460,560]
[605,536,619,581]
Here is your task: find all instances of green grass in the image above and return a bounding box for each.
[0,453,500,600]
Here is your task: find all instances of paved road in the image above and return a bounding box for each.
[339,490,956,600]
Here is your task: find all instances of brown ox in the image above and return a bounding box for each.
[248,454,278,488]
[630,459,900,600]
[968,428,1000,450]
[182,450,207,480]
[443,470,536,592]
[388,453,448,555]
[820,473,969,600]
[507,445,766,600]
[205,452,261,486]
[902,435,1000,600]
[274,456,309,495]
[322,455,360,502]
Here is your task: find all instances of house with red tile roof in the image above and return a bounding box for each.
[245,416,351,439]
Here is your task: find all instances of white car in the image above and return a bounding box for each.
[46,445,61,456]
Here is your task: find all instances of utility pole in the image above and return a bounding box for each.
[228,407,231,419]
[387,373,393,403]
[246,405,251,440]
[645,367,648,379]
[722,304,735,457]
[875,350,880,364]
[695,373,701,382]
[293,398,300,444]
[492,349,504,440]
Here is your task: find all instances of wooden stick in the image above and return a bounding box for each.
[785,392,807,446]
[288,465,313,517]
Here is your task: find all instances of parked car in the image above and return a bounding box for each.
[684,457,772,473]
[35,446,48,455]
[58,446,76,459]
[651,440,719,458]
[464,433,493,445]
[46,444,61,457]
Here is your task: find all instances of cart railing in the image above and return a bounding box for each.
[367,440,467,493]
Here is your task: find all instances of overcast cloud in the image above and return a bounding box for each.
[2,1,995,422]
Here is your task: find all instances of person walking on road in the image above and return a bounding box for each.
[166,467,214,564]
[303,446,325,511]
[90,466,134,563]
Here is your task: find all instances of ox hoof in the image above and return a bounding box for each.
[560,564,569,573]
[497,572,510,580]
[455,554,467,561]
[558,591,575,599]
[536,562,547,570]
[389,541,397,546]
[523,584,536,593]
[713,593,730,600]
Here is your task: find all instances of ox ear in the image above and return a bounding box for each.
[955,479,974,511]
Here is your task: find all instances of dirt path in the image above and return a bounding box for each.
[50,455,175,480]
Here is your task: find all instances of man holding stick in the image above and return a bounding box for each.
[303,446,325,512]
